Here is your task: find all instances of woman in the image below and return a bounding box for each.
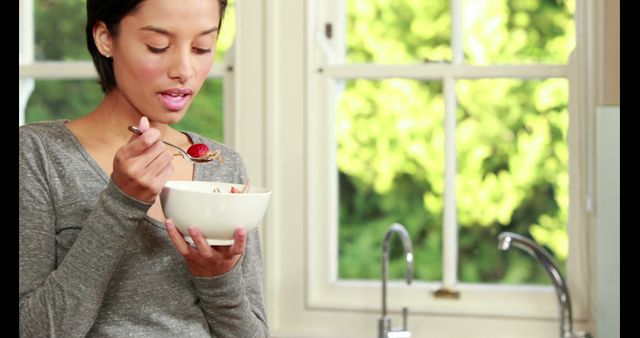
[19,0,269,337]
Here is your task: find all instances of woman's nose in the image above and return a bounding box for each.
[167,49,195,83]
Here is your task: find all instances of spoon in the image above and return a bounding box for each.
[241,178,251,193]
[127,125,222,164]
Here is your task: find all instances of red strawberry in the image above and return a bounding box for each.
[230,186,241,193]
[187,143,210,158]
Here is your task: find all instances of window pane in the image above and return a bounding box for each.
[25,80,103,122]
[463,0,575,64]
[25,79,223,141]
[337,79,444,281]
[35,0,89,61]
[346,0,451,64]
[456,78,569,285]
[34,0,236,62]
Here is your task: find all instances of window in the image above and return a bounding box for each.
[19,0,237,143]
[296,0,594,336]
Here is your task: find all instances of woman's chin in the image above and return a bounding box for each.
[154,110,188,125]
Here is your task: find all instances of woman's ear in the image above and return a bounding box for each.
[93,21,113,58]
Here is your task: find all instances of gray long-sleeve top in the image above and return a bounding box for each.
[19,120,269,337]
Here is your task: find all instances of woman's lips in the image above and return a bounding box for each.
[158,93,190,111]
[157,88,193,111]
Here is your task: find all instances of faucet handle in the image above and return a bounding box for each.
[402,307,408,330]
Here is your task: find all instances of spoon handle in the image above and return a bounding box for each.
[127,125,190,157]
[127,125,143,135]
[241,179,251,193]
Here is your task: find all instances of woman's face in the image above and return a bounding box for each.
[110,0,220,124]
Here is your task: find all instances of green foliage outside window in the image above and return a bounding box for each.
[338,0,574,285]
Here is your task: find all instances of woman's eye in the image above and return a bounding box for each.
[147,45,169,53]
[193,47,213,54]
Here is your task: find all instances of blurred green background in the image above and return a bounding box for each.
[25,0,574,285]
[338,0,574,284]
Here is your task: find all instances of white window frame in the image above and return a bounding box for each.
[308,0,569,316]
[261,0,598,336]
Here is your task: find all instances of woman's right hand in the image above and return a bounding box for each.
[111,116,175,203]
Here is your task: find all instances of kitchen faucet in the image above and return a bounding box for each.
[498,232,591,338]
[379,223,413,338]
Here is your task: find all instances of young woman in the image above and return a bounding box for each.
[19,0,268,336]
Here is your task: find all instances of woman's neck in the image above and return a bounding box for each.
[70,89,182,146]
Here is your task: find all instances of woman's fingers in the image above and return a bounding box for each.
[165,219,191,255]
[228,227,247,256]
[188,226,214,257]
[116,141,162,177]
[112,143,171,201]
[112,116,175,202]
[140,148,175,187]
[122,128,163,159]
[138,116,150,132]
[166,224,247,277]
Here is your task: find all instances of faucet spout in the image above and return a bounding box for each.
[380,223,413,338]
[498,232,575,338]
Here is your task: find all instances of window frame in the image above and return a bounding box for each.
[308,67,571,316]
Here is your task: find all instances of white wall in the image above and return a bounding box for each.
[595,106,620,338]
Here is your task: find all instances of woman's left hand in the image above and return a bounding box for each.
[165,219,246,276]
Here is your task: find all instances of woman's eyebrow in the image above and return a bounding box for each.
[140,25,219,36]
[198,27,219,36]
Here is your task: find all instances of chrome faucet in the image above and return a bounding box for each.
[379,223,413,338]
[498,232,591,338]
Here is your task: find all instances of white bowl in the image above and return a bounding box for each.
[160,180,271,245]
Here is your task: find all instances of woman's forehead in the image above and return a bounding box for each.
[126,0,220,30]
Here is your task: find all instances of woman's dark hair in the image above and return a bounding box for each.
[86,0,228,93]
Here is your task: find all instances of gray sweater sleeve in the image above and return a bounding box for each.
[190,228,269,337]
[19,127,152,337]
